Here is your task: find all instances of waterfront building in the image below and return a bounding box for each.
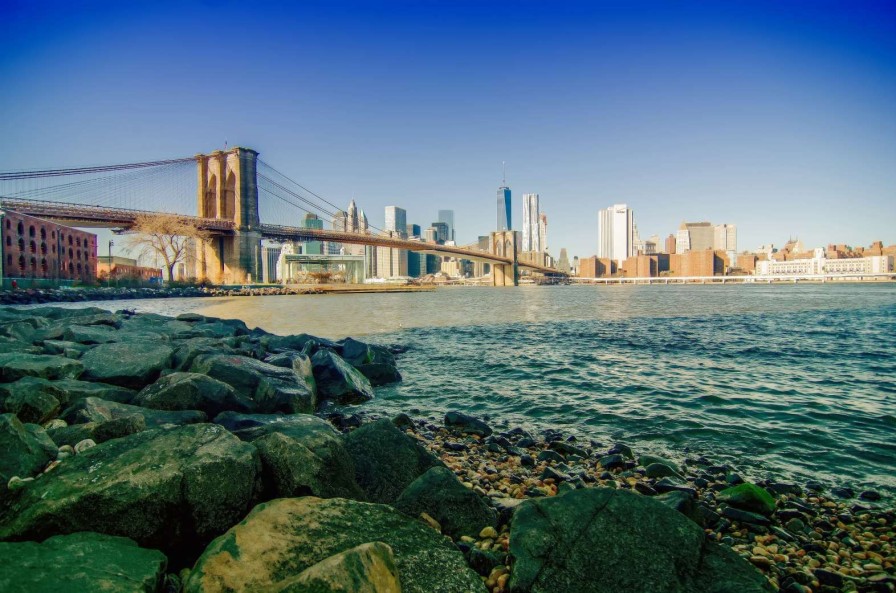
[375,230,409,279]
[260,244,281,283]
[755,248,893,276]
[497,186,512,231]
[522,193,540,252]
[579,256,616,278]
[97,255,161,283]
[597,203,635,266]
[676,221,714,253]
[438,210,455,242]
[714,223,737,263]
[736,253,757,274]
[623,254,670,278]
[385,206,407,238]
[1,210,97,285]
[668,250,726,277]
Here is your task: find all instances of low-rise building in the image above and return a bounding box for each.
[755,247,894,276]
[578,256,615,278]
[96,256,162,282]
[2,210,97,284]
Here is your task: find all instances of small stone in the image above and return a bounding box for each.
[479,526,498,539]
[859,490,881,502]
[7,476,34,491]
[814,568,844,588]
[74,438,96,454]
[750,555,773,569]
[598,454,625,470]
[831,487,855,499]
[419,512,441,532]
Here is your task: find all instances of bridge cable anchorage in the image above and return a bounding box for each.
[0,157,196,180]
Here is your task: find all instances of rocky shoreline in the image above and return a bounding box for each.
[0,306,892,593]
[0,285,334,306]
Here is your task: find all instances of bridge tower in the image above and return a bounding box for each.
[194,148,262,284]
[491,230,519,286]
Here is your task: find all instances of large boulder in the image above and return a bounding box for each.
[48,414,147,447]
[343,419,442,504]
[184,497,485,593]
[0,414,57,484]
[171,338,234,371]
[191,354,315,414]
[0,353,83,383]
[79,342,174,389]
[62,324,119,345]
[276,542,401,593]
[133,372,255,417]
[61,397,206,428]
[0,532,167,593]
[444,411,493,437]
[340,338,402,386]
[0,424,261,560]
[49,378,136,405]
[214,411,334,443]
[260,332,338,354]
[508,487,772,593]
[311,349,375,405]
[0,377,64,424]
[394,466,497,540]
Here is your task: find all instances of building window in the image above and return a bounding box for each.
[40,228,46,240]
[29,225,35,238]
[17,221,23,235]
[41,259,48,277]
[18,255,25,272]
[18,238,25,251]
[30,241,36,253]
[40,242,47,255]
[5,236,9,246]
[51,230,56,239]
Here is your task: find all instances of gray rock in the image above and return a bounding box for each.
[79,342,174,389]
[0,532,167,593]
[62,324,118,345]
[509,487,772,593]
[184,497,485,593]
[340,338,402,386]
[49,378,136,405]
[394,466,497,539]
[444,411,492,437]
[277,542,401,593]
[0,423,261,559]
[133,372,255,417]
[344,419,442,504]
[0,377,64,424]
[0,353,84,383]
[48,414,147,447]
[311,349,375,405]
[0,414,57,484]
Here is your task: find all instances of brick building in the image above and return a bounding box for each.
[96,256,162,282]
[2,211,97,284]
[668,250,726,277]
[622,254,670,278]
[578,256,616,278]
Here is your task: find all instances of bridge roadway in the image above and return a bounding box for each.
[0,198,561,275]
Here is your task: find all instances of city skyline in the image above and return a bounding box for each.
[2,1,894,259]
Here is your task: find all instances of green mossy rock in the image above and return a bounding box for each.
[718,483,777,517]
[0,532,167,593]
[277,542,401,593]
[311,349,375,405]
[48,414,147,447]
[0,353,84,383]
[343,419,441,504]
[638,454,681,473]
[509,487,772,593]
[134,372,256,417]
[184,497,484,593]
[0,377,65,424]
[394,466,497,539]
[79,342,174,389]
[340,338,402,386]
[61,396,206,428]
[0,413,57,484]
[63,324,119,345]
[0,423,261,561]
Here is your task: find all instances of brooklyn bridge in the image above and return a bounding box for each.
[0,147,563,286]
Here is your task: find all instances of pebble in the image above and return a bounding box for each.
[74,439,97,454]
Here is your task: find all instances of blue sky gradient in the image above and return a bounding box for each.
[2,0,894,259]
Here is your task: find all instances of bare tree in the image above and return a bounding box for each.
[122,213,210,282]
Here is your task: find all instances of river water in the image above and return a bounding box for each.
[30,284,896,496]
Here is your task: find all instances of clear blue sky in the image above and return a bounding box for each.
[2,0,894,260]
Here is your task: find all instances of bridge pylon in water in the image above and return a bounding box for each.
[194,148,262,284]
[491,230,519,286]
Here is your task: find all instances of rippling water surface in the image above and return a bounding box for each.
[37,284,896,495]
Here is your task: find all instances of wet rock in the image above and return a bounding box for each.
[133,372,255,417]
[608,443,634,459]
[0,377,63,424]
[343,419,441,504]
[49,378,136,405]
[394,466,497,540]
[722,506,772,526]
[279,541,401,593]
[718,483,777,516]
[830,486,855,499]
[79,342,174,389]
[508,487,772,593]
[340,337,402,386]
[0,414,58,485]
[0,424,261,560]
[48,414,147,447]
[213,411,336,443]
[549,441,587,458]
[444,411,492,437]
[61,397,206,428]
[254,429,364,501]
[859,490,882,502]
[598,454,626,470]
[184,497,485,593]
[0,353,84,382]
[645,462,682,479]
[538,450,566,464]
[260,332,337,354]
[62,324,119,345]
[311,349,375,405]
[0,532,167,593]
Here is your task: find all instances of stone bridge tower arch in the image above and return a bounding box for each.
[491,230,518,286]
[195,148,262,284]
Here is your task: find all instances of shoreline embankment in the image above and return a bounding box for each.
[0,306,892,593]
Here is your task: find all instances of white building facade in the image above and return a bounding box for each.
[522,193,540,252]
[598,203,635,265]
[755,248,894,276]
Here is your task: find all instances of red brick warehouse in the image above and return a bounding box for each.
[1,210,97,283]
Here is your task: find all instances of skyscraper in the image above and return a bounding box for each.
[384,206,407,238]
[678,222,714,252]
[497,187,511,231]
[300,213,323,255]
[538,213,548,253]
[522,193,540,252]
[406,223,421,238]
[714,224,737,252]
[438,210,455,242]
[431,222,449,244]
[597,204,635,265]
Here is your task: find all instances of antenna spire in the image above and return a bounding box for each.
[502,161,506,186]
